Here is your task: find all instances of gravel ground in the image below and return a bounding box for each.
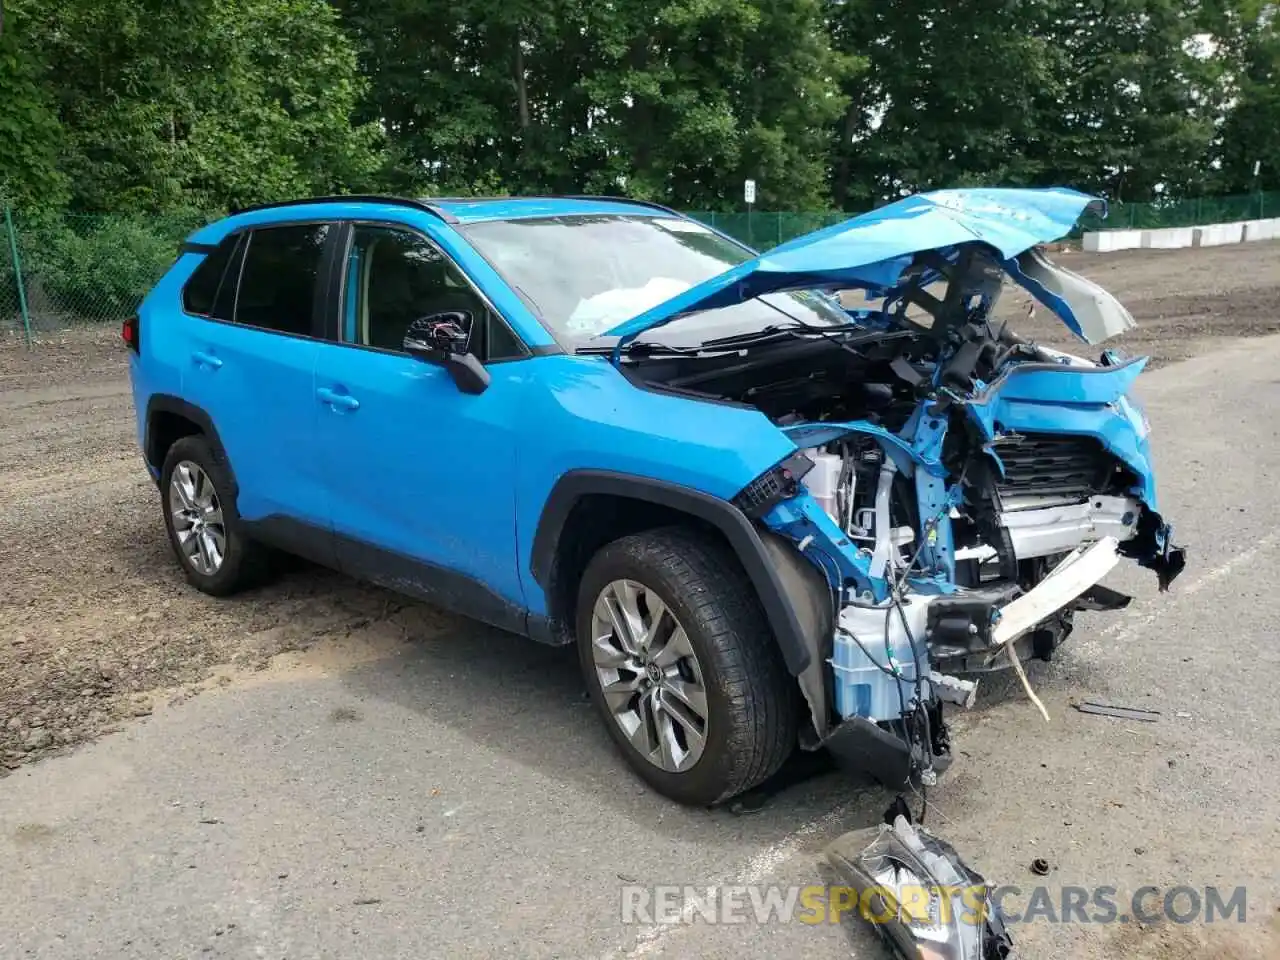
[2,240,1279,770]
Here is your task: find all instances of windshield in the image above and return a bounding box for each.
[460,214,851,347]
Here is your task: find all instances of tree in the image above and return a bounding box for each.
[0,0,68,209]
[828,0,1065,209]
[339,0,855,209]
[827,0,1223,208]
[1033,0,1220,202]
[21,0,382,213]
[1213,1,1280,194]
[336,0,575,196]
[4,0,1261,217]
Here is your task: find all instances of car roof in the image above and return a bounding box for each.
[227,194,682,225]
[186,194,685,246]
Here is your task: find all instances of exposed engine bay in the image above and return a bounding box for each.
[619,243,1186,790]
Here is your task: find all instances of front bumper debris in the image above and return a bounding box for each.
[990,536,1120,645]
[824,538,1125,786]
[1121,512,1186,591]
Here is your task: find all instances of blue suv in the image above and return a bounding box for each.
[128,190,1184,805]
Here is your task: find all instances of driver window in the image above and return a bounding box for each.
[344,225,489,353]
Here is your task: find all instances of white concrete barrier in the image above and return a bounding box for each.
[1141,227,1195,249]
[1192,223,1245,247]
[1085,217,1280,253]
[1083,229,1142,253]
[1243,219,1276,242]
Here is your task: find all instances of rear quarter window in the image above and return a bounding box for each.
[181,235,244,321]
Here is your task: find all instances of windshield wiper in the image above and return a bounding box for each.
[575,323,917,357]
[698,321,866,348]
[574,339,702,357]
[699,322,923,352]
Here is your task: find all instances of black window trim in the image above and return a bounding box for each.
[180,233,241,321]
[178,218,340,344]
[217,233,249,323]
[321,218,534,365]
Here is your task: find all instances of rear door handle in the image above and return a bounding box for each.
[191,350,223,370]
[316,386,360,411]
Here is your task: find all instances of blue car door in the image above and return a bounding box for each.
[175,223,333,551]
[312,221,529,628]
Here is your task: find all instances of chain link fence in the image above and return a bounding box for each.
[1,205,33,345]
[685,210,851,249]
[1,206,210,341]
[1075,191,1277,234]
[4,190,1279,345]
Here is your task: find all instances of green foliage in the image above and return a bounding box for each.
[16,0,382,214]
[1032,0,1221,202]
[336,0,855,209]
[829,0,1067,208]
[1214,1,1280,192]
[0,1,69,209]
[18,215,197,321]
[4,0,1280,232]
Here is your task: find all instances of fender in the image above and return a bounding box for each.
[143,395,237,499]
[530,469,815,675]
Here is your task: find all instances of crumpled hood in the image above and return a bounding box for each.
[605,187,1135,345]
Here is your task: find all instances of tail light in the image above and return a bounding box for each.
[122,314,140,352]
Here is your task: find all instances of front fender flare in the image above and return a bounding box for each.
[530,469,815,676]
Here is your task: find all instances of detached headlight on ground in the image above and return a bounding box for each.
[826,806,1014,960]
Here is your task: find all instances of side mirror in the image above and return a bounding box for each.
[403,311,491,395]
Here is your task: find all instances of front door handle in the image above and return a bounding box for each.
[316,386,360,411]
[191,350,223,370]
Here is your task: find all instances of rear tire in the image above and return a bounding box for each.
[160,436,269,596]
[576,527,797,805]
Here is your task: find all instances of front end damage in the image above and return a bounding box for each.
[753,358,1183,786]
[758,330,1180,787]
[747,278,1183,788]
[607,189,1186,789]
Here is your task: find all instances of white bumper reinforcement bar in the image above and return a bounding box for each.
[993,536,1121,646]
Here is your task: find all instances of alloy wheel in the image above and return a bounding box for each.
[168,460,226,575]
[589,579,709,773]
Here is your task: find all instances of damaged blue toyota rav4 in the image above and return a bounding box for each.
[127,189,1184,806]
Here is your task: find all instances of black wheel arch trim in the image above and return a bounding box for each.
[530,469,813,675]
[144,395,238,499]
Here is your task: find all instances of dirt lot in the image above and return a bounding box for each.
[1011,241,1280,365]
[1,240,1279,771]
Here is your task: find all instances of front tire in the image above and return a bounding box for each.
[576,527,797,805]
[160,436,268,596]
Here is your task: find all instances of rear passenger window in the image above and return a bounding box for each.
[182,235,244,321]
[234,224,331,336]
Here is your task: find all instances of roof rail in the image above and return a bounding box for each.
[417,194,683,218]
[560,195,683,217]
[233,193,684,223]
[229,195,459,224]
